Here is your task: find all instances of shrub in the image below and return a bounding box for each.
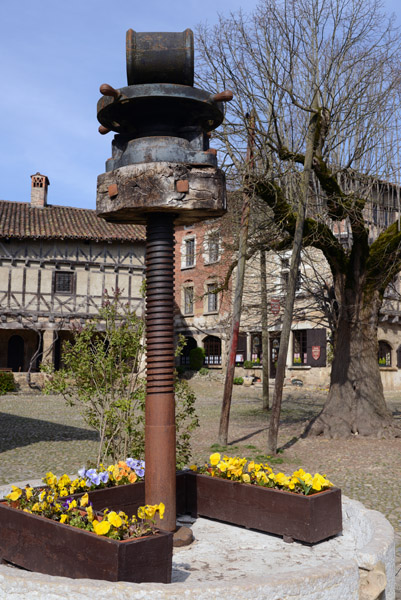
[189,347,205,371]
[198,367,209,376]
[0,372,15,395]
[243,360,253,370]
[42,290,199,467]
[233,377,244,385]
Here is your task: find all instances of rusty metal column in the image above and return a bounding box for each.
[96,27,230,539]
[145,213,176,531]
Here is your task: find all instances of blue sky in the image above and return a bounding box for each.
[0,0,400,210]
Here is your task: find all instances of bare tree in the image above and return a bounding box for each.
[197,0,401,438]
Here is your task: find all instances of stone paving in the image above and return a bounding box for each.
[0,385,399,597]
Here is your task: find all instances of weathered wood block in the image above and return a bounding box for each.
[97,162,226,225]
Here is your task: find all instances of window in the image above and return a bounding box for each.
[292,328,326,366]
[293,330,308,364]
[378,341,392,366]
[183,286,194,315]
[206,283,218,313]
[184,238,195,268]
[207,233,220,263]
[54,271,74,294]
[251,333,262,362]
[235,333,247,363]
[203,335,222,365]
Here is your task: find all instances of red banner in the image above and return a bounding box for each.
[311,346,321,361]
[271,298,280,315]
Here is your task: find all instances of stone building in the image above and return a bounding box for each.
[0,173,145,382]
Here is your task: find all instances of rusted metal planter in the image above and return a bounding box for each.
[0,503,173,583]
[185,472,342,544]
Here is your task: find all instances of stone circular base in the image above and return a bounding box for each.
[0,496,394,599]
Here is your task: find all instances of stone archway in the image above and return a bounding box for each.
[180,336,197,366]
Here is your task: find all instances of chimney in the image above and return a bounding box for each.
[30,172,50,207]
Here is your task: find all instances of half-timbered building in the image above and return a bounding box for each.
[0,173,145,379]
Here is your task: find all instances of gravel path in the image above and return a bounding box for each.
[0,381,399,596]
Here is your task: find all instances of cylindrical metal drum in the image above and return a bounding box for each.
[126,29,194,86]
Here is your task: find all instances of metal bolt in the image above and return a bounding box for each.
[99,83,120,99]
[210,90,234,103]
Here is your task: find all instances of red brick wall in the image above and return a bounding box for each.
[174,220,232,324]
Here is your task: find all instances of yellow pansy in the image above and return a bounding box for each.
[25,486,33,500]
[210,453,221,466]
[189,464,197,471]
[107,511,123,527]
[60,514,68,524]
[68,499,77,511]
[86,505,94,521]
[6,487,22,502]
[80,493,89,508]
[158,503,165,519]
[59,474,71,487]
[275,472,289,486]
[255,471,268,484]
[144,505,157,519]
[137,506,146,520]
[44,472,57,487]
[92,519,111,536]
[242,473,251,483]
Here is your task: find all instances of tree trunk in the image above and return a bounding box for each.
[267,94,319,454]
[260,250,269,410]
[308,288,395,438]
[218,111,255,446]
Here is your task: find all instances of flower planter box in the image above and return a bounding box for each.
[73,471,187,517]
[0,502,173,583]
[185,472,342,544]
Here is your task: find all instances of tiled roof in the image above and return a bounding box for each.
[0,201,145,242]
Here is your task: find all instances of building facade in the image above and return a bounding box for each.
[174,220,232,368]
[173,188,401,390]
[0,173,145,380]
